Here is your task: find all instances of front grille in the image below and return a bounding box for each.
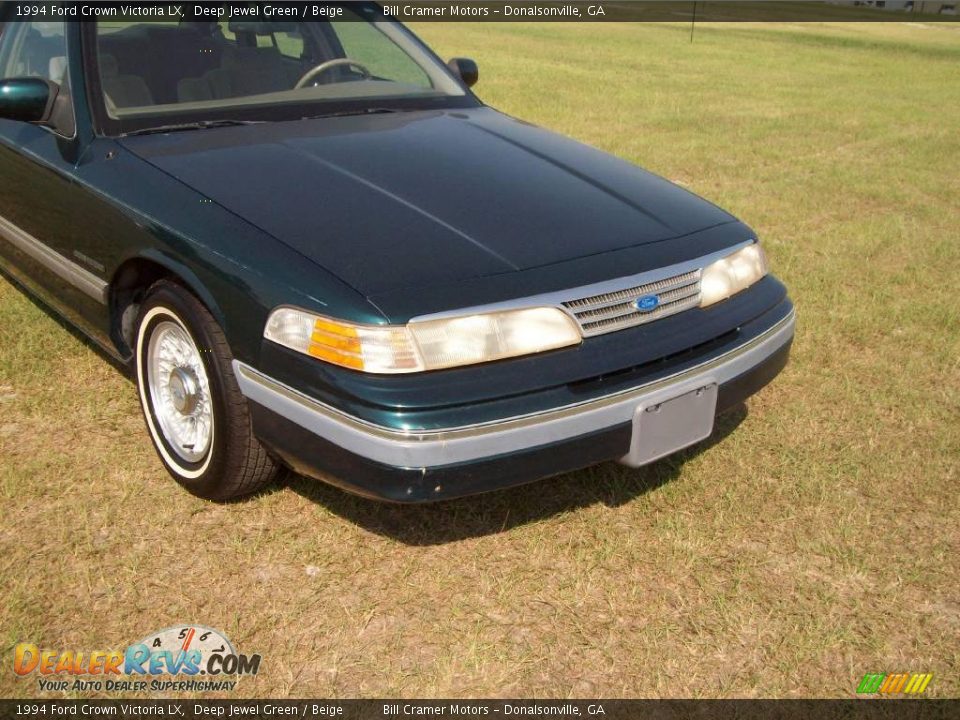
[563,269,702,337]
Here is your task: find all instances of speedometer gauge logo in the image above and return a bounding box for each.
[137,625,235,661]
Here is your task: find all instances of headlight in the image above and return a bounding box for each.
[264,306,582,374]
[699,242,769,308]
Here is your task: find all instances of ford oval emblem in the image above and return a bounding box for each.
[635,294,660,312]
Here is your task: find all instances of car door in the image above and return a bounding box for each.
[0,20,114,350]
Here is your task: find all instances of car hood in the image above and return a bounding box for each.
[119,107,736,297]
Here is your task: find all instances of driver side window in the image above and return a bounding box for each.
[0,21,68,84]
[0,21,75,136]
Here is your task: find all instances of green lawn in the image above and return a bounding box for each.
[1,21,958,698]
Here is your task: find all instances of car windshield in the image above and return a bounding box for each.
[91,3,474,133]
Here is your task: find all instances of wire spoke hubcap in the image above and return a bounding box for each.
[147,321,213,464]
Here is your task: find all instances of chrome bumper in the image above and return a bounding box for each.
[234,309,795,469]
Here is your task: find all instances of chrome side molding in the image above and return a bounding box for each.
[0,214,108,304]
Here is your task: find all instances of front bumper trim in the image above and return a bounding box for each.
[234,308,795,469]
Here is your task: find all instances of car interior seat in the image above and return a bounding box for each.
[99,54,154,108]
[177,23,303,103]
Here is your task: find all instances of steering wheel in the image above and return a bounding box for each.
[294,58,372,89]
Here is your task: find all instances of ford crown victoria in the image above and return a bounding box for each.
[0,7,794,501]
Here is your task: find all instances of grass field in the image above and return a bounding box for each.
[1,21,959,699]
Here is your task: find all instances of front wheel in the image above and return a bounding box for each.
[134,280,281,500]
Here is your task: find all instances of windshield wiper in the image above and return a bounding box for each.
[301,107,404,120]
[122,119,266,137]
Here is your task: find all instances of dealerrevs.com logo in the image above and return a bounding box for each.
[14,625,261,693]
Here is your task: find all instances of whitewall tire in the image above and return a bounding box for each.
[134,280,281,500]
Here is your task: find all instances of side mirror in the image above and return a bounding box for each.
[447,57,479,88]
[0,78,58,123]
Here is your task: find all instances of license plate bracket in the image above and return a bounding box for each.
[620,384,718,467]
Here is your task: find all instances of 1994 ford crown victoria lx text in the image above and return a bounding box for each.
[0,7,794,502]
